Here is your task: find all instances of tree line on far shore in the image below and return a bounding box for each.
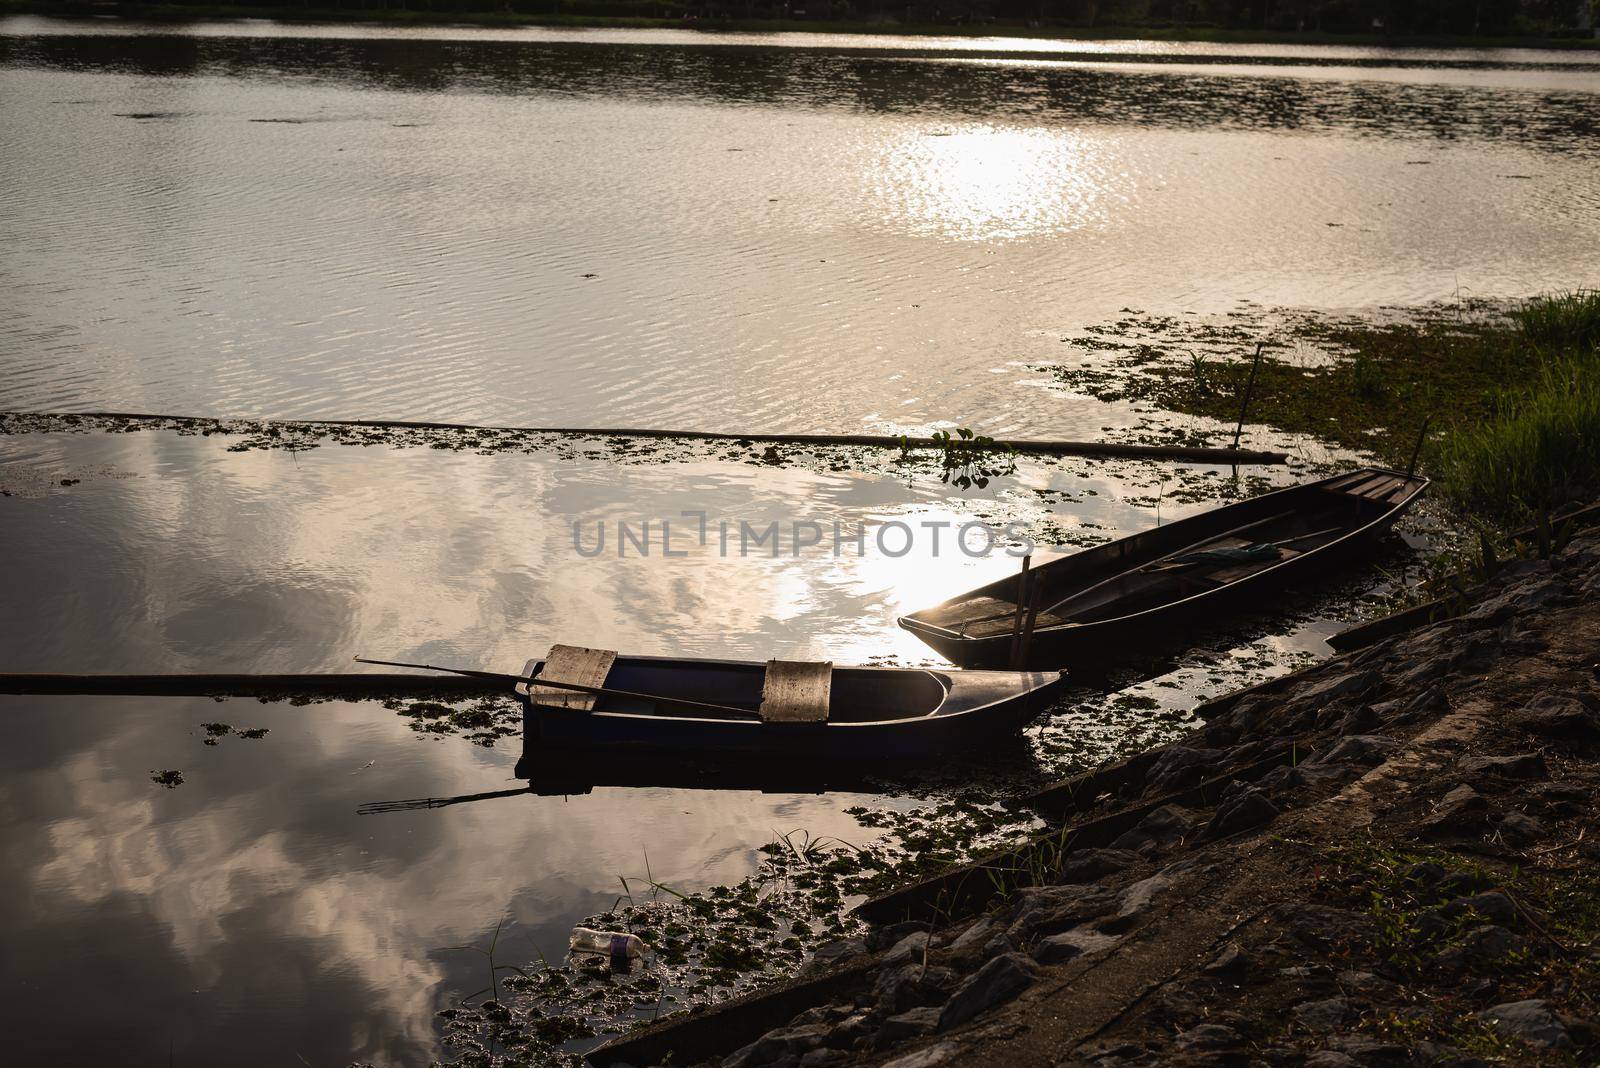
[41,0,1600,41]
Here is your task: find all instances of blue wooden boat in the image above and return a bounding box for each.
[513,648,1065,761]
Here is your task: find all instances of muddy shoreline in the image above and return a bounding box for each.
[600,520,1600,1067]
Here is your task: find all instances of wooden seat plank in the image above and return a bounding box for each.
[760,661,833,723]
[1340,473,1392,497]
[521,644,617,710]
[1356,475,1405,500]
[1325,471,1370,490]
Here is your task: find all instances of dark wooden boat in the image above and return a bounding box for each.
[514,647,1065,761]
[899,466,1428,670]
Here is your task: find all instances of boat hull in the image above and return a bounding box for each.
[900,467,1427,670]
[519,657,1065,761]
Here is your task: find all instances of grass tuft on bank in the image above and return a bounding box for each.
[1433,292,1600,525]
[1049,290,1600,528]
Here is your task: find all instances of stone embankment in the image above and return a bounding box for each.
[598,526,1600,1068]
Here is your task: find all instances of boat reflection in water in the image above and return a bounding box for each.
[359,723,1043,815]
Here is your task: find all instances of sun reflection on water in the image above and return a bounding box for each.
[869,125,1116,242]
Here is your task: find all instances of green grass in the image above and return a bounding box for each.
[1434,292,1600,525]
[1049,291,1600,528]
[1049,305,1530,467]
[1516,288,1600,356]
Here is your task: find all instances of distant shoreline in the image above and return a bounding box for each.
[4,1,1599,52]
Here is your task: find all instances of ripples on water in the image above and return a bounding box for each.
[1,19,1597,427]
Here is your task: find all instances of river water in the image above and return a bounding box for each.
[1,17,1596,1066]
[3,17,1598,430]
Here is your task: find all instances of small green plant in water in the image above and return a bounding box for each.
[929,427,1017,490]
[896,426,1017,489]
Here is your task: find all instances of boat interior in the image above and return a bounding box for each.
[521,652,951,724]
[908,469,1423,639]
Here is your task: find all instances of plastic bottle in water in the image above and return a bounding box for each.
[569,927,648,963]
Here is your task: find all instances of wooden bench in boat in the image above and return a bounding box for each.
[760,660,832,723]
[1326,470,1419,503]
[519,644,617,710]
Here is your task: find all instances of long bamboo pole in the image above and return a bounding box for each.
[353,657,762,719]
[0,673,497,696]
[26,410,1291,465]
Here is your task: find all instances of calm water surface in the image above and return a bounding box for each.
[0,18,1574,1064]
[0,429,1368,1064]
[2,17,1597,428]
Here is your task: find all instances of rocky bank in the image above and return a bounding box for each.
[595,524,1600,1067]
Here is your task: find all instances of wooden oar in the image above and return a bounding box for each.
[353,657,763,720]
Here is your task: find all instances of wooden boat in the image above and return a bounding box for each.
[899,466,1428,670]
[512,645,1065,761]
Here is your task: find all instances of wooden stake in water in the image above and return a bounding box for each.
[1407,414,1433,479]
[1233,341,1266,451]
[1009,556,1033,669]
[1017,582,1045,669]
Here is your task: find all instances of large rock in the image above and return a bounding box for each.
[1055,848,1141,885]
[1174,1023,1244,1050]
[867,920,930,952]
[1513,695,1600,740]
[722,1022,831,1067]
[1495,810,1545,845]
[1458,752,1548,781]
[799,1048,848,1068]
[1480,999,1574,1049]
[1463,572,1571,625]
[1421,784,1490,836]
[1116,872,1172,918]
[805,937,866,973]
[882,931,930,967]
[1204,941,1252,975]
[1144,745,1225,794]
[1007,883,1118,941]
[882,1042,958,1068]
[945,916,1000,960]
[1449,636,1503,676]
[1292,997,1349,1032]
[1293,668,1383,707]
[875,1006,941,1047]
[822,1014,870,1049]
[1108,804,1196,853]
[1199,789,1279,841]
[1311,734,1398,767]
[937,952,1036,1031]
[1256,763,1308,793]
[874,963,953,1015]
[1034,926,1122,964]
